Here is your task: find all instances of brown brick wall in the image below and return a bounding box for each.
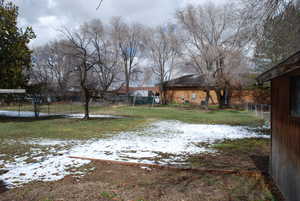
[166,88,270,105]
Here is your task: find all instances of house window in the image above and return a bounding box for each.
[191,93,197,100]
[290,77,300,117]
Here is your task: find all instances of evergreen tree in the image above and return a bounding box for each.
[0,0,35,89]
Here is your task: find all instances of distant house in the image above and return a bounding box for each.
[164,74,216,104]
[257,51,300,201]
[101,86,160,104]
[164,74,269,105]
[116,87,159,97]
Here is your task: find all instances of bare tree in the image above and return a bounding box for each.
[44,40,73,99]
[237,0,300,42]
[96,0,104,10]
[143,24,181,104]
[86,19,122,98]
[61,26,96,119]
[177,2,251,108]
[111,17,144,99]
[31,46,54,92]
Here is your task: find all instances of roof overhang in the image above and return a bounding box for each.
[162,74,212,89]
[165,85,214,90]
[257,51,300,83]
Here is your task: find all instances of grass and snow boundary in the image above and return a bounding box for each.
[0,120,269,188]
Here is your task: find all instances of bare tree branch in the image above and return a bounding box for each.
[96,0,104,10]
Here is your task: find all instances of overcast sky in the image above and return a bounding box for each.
[13,0,225,47]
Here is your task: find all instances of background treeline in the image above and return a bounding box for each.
[1,0,300,118]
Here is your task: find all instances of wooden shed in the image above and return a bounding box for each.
[257,51,300,201]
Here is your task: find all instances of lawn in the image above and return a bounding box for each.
[0,104,263,140]
[0,104,279,201]
[0,105,263,161]
[0,104,265,159]
[95,105,263,125]
[0,116,148,140]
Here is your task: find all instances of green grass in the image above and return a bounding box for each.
[212,138,270,154]
[0,116,148,140]
[0,114,149,159]
[1,104,262,125]
[95,105,263,126]
[0,105,263,140]
[185,137,271,172]
[0,105,263,157]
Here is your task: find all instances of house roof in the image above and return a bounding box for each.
[257,50,300,83]
[116,86,159,94]
[164,74,210,89]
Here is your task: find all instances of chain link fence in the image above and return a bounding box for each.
[245,103,271,121]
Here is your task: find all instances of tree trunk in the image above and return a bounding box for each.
[160,82,167,105]
[83,87,90,119]
[32,95,40,118]
[125,79,130,104]
[124,61,131,104]
[205,90,210,105]
[33,100,39,118]
[215,88,232,109]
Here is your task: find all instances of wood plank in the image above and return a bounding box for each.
[69,156,263,177]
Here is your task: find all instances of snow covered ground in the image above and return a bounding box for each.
[0,120,269,188]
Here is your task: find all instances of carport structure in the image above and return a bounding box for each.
[0,89,27,117]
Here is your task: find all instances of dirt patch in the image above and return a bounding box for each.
[187,138,270,170]
[185,138,284,201]
[0,161,276,201]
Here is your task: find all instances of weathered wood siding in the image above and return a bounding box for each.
[271,70,300,201]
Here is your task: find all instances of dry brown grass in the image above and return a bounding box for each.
[0,161,276,201]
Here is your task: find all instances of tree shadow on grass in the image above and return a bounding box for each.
[0,115,66,123]
[0,115,127,123]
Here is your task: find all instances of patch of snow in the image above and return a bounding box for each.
[0,120,269,188]
[140,166,152,171]
[23,139,80,146]
[0,110,49,118]
[1,155,90,188]
[70,121,268,164]
[66,114,124,119]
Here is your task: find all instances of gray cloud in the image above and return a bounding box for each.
[13,0,224,47]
